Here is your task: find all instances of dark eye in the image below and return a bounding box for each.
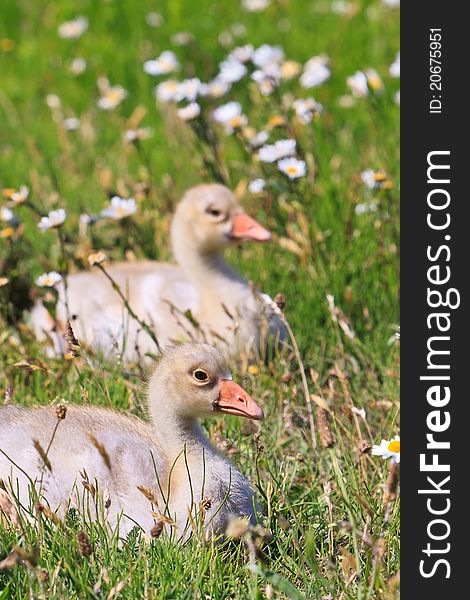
[206,207,222,218]
[193,369,209,382]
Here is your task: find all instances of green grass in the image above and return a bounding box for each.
[0,0,399,597]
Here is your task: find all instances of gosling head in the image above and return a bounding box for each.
[148,343,264,421]
[171,184,271,256]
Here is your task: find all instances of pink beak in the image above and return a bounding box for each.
[231,214,271,242]
[215,379,264,421]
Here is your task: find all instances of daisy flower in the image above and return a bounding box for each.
[300,57,331,88]
[347,71,369,97]
[69,57,87,75]
[361,169,390,190]
[228,44,254,63]
[251,69,279,96]
[213,101,247,133]
[88,251,108,266]
[366,68,383,91]
[245,129,269,149]
[124,127,154,143]
[178,78,202,102]
[4,185,29,205]
[36,271,62,288]
[242,0,271,11]
[155,79,182,103]
[101,197,136,220]
[177,102,201,121]
[248,178,266,193]
[100,196,137,221]
[58,16,88,40]
[38,209,66,232]
[278,157,307,179]
[202,78,231,98]
[258,139,296,163]
[292,98,323,124]
[389,52,400,78]
[143,51,179,76]
[280,60,302,80]
[62,117,80,131]
[145,12,164,27]
[252,44,285,69]
[218,59,247,84]
[97,79,128,110]
[1,207,15,223]
[372,436,400,464]
[355,201,378,215]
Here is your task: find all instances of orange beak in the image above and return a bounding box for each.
[231,214,271,242]
[214,379,264,421]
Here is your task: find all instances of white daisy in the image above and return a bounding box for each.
[251,70,279,96]
[36,271,62,288]
[58,16,88,40]
[366,68,383,92]
[155,79,182,103]
[218,59,247,84]
[38,209,66,232]
[292,98,323,124]
[258,139,296,163]
[143,51,179,76]
[177,102,201,121]
[248,179,266,193]
[124,128,153,143]
[202,78,231,98]
[300,57,331,88]
[178,78,202,102]
[6,185,29,205]
[347,71,369,97]
[69,57,87,75]
[372,436,400,464]
[389,52,400,77]
[46,94,61,110]
[280,60,302,80]
[97,84,128,110]
[1,207,15,223]
[361,169,377,189]
[228,44,254,63]
[171,32,194,47]
[145,12,164,27]
[242,0,271,11]
[213,101,247,133]
[62,117,80,131]
[101,197,136,220]
[355,201,378,215]
[361,169,387,189]
[247,130,269,149]
[277,157,307,179]
[252,44,285,69]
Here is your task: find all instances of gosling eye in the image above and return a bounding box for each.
[192,368,210,383]
[206,206,223,218]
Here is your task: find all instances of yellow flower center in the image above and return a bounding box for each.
[106,89,122,103]
[269,115,285,127]
[0,227,14,238]
[286,166,299,175]
[374,172,386,181]
[229,117,243,128]
[387,440,400,453]
[368,76,382,90]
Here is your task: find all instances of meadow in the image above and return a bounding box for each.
[0,0,400,598]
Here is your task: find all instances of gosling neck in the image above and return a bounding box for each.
[148,388,214,460]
